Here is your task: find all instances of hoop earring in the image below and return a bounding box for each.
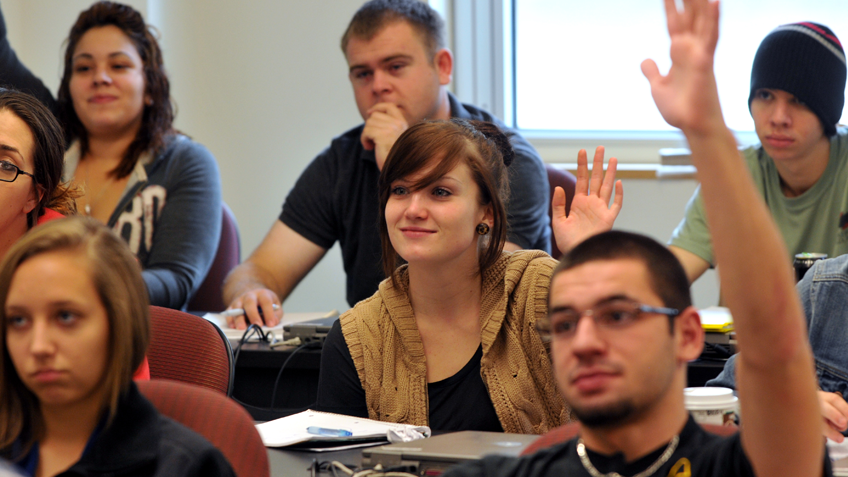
[476,223,490,235]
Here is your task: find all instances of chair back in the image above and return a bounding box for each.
[147,306,233,395]
[545,164,577,259]
[137,379,270,477]
[520,421,738,456]
[188,203,241,312]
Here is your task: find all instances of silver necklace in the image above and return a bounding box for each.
[576,435,679,477]
[81,160,114,216]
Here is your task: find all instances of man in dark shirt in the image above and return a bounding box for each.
[223,0,550,326]
[444,0,828,476]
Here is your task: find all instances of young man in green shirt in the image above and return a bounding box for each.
[669,22,848,283]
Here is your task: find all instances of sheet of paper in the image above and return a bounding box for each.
[256,409,430,448]
[203,311,336,341]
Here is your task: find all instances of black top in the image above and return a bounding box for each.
[4,383,235,477]
[441,415,833,477]
[315,320,503,432]
[0,7,58,115]
[279,93,551,307]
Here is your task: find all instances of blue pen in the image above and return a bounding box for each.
[306,426,352,437]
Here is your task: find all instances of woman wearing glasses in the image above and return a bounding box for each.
[315,119,622,433]
[0,2,221,310]
[0,88,76,260]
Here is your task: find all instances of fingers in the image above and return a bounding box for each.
[574,149,590,195]
[256,293,283,327]
[227,290,283,330]
[589,146,605,197]
[366,102,405,119]
[360,103,409,170]
[611,180,624,216]
[821,391,848,432]
[825,422,845,443]
[551,186,567,219]
[599,156,618,203]
[640,59,661,84]
[663,0,680,34]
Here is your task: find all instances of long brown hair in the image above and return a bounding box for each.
[378,119,512,285]
[0,217,150,461]
[0,88,77,227]
[57,1,174,179]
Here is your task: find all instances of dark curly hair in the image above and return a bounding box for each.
[57,1,174,179]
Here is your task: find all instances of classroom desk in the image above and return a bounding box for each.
[231,335,731,421]
[267,446,363,477]
[232,341,323,421]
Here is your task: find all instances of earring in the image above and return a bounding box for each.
[476,223,490,235]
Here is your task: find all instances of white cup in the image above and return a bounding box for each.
[684,387,738,426]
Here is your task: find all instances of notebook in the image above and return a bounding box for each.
[256,409,430,448]
[361,431,539,474]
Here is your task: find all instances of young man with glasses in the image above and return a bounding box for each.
[443,0,829,475]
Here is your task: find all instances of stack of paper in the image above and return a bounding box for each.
[256,410,431,449]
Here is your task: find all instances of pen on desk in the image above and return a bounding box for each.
[219,304,281,318]
[306,426,352,437]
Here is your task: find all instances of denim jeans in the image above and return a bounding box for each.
[707,254,848,405]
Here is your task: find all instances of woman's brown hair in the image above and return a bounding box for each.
[0,88,77,227]
[378,119,513,284]
[57,1,174,179]
[0,217,150,461]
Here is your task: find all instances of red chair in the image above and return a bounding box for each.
[147,306,233,396]
[545,164,577,259]
[521,421,738,456]
[137,379,270,477]
[188,203,241,312]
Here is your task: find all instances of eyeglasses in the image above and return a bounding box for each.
[0,160,35,183]
[537,299,679,341]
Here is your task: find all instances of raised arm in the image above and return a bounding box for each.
[643,0,822,475]
[222,220,326,329]
[551,146,622,254]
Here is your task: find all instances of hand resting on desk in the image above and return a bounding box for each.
[225,289,283,329]
[821,390,848,442]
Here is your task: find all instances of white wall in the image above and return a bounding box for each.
[3,0,718,311]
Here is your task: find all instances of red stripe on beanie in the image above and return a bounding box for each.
[798,22,842,47]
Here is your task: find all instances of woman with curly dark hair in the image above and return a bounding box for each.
[0,2,222,310]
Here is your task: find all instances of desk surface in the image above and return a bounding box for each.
[268,447,363,477]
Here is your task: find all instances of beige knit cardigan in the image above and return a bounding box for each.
[340,250,571,434]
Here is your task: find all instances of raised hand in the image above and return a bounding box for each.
[640,0,722,134]
[552,146,623,254]
[360,102,409,170]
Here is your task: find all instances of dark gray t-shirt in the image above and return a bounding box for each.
[279,93,550,307]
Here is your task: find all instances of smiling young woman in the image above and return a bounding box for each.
[314,119,623,433]
[0,2,222,310]
[0,217,234,477]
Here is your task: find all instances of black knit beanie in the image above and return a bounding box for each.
[749,22,846,137]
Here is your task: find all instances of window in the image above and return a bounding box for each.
[450,0,848,162]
